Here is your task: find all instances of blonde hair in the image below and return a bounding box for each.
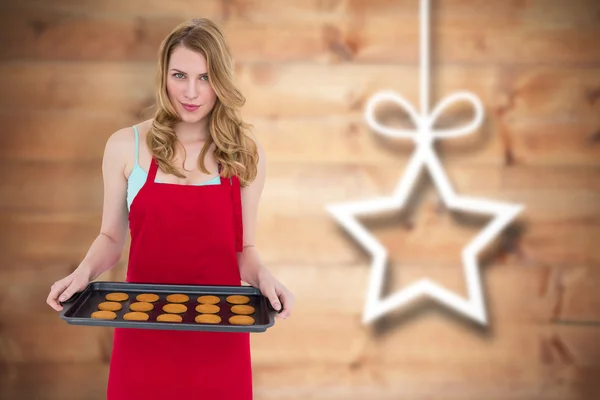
[147,18,258,187]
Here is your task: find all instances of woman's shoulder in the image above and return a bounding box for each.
[104,119,153,172]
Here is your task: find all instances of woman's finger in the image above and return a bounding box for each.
[263,283,281,312]
[276,287,294,319]
[58,276,88,304]
[46,278,71,311]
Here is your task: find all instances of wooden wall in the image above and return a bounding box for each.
[1,0,599,399]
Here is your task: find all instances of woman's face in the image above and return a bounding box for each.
[166,45,217,123]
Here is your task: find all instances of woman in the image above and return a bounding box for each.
[46,18,294,399]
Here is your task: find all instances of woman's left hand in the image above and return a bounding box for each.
[258,267,294,319]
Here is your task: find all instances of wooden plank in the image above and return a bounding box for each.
[1,111,599,167]
[263,264,600,324]
[0,64,155,116]
[238,64,600,120]
[254,314,600,369]
[2,264,599,393]
[1,3,599,64]
[1,63,599,123]
[0,263,120,316]
[0,111,131,163]
[254,117,600,167]
[2,262,599,335]
[0,265,117,364]
[2,0,225,19]
[0,165,598,266]
[551,266,600,323]
[0,313,112,363]
[3,297,599,367]
[1,161,598,213]
[253,365,600,400]
[0,263,551,321]
[0,212,103,266]
[0,363,109,400]
[9,0,600,29]
[2,362,599,400]
[0,10,177,61]
[255,214,600,268]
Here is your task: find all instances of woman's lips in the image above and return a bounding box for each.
[181,103,200,112]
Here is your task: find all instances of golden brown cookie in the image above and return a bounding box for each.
[105,292,129,302]
[123,312,149,321]
[157,314,183,323]
[195,314,222,324]
[229,315,255,325]
[91,310,117,320]
[226,295,250,305]
[195,304,220,314]
[129,302,154,312]
[166,294,189,303]
[136,293,159,303]
[162,304,187,314]
[230,305,255,315]
[97,301,122,312]
[197,295,220,304]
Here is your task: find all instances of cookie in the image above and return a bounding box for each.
[166,294,189,303]
[230,305,255,315]
[97,301,122,312]
[197,295,220,305]
[129,302,154,312]
[105,292,129,302]
[229,315,255,325]
[136,293,159,303]
[163,304,187,314]
[91,310,117,320]
[157,314,183,323]
[226,295,250,305]
[195,304,220,314]
[195,314,221,324]
[123,312,149,321]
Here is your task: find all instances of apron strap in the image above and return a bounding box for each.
[148,157,159,183]
[230,175,244,252]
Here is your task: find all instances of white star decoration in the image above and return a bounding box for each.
[326,0,524,326]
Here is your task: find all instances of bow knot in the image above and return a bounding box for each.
[365,90,485,144]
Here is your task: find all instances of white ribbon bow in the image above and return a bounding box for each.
[365,90,485,146]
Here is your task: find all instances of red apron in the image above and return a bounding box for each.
[107,157,252,399]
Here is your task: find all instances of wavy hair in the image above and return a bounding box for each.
[146,18,258,187]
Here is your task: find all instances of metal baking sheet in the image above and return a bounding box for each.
[59,281,278,333]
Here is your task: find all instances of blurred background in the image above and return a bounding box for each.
[1,0,599,399]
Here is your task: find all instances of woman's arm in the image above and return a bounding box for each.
[80,128,132,281]
[236,135,266,287]
[237,136,294,319]
[47,128,131,310]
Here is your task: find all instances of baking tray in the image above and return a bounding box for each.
[59,281,279,333]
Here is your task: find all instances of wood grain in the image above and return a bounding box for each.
[2,362,598,400]
[1,63,599,124]
[2,263,599,364]
[1,2,599,64]
[1,1,599,398]
[1,111,598,167]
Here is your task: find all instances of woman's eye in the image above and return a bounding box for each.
[173,73,185,79]
[200,75,209,81]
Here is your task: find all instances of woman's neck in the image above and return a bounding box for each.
[174,120,210,143]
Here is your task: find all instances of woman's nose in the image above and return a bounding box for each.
[185,80,199,99]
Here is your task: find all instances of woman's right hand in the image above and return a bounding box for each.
[46,269,91,311]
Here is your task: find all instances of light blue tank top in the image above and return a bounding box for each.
[127,126,221,210]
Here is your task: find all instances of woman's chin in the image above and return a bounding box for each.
[179,112,206,123]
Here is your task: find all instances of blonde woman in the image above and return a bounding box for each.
[47,18,294,398]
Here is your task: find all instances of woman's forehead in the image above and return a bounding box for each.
[168,46,207,73]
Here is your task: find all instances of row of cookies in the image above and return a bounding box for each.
[91,308,255,325]
[105,292,253,305]
[91,292,256,325]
